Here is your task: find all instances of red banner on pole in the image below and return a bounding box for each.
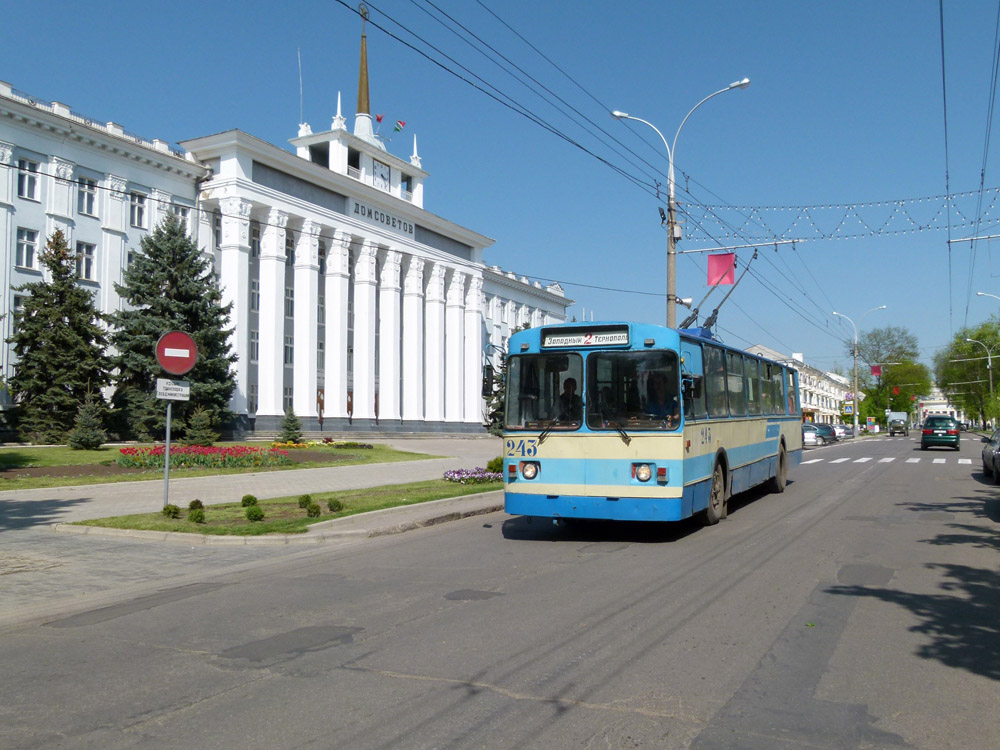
[707,253,735,286]
[871,365,882,376]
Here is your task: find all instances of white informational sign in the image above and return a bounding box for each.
[542,328,629,348]
[156,378,190,401]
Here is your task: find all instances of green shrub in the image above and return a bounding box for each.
[241,494,258,507]
[486,456,503,473]
[188,499,204,510]
[162,504,181,519]
[327,499,344,513]
[246,505,265,522]
[188,508,206,524]
[68,392,109,450]
[306,502,321,518]
[297,493,313,509]
[334,441,373,449]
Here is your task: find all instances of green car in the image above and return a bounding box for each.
[920,415,960,450]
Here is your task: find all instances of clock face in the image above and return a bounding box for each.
[373,161,390,190]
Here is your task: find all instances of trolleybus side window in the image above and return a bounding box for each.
[585,350,680,431]
[771,365,785,414]
[746,357,762,415]
[727,351,747,417]
[505,353,583,429]
[761,362,775,414]
[704,345,728,417]
[681,342,707,421]
[786,369,799,413]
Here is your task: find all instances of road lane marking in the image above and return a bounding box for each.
[801,459,824,464]
[906,458,920,463]
[830,458,851,463]
[854,457,872,463]
[958,458,972,464]
[878,457,895,463]
[933,458,946,464]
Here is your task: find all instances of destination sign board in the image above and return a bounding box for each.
[542,327,629,348]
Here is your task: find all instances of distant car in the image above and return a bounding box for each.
[814,424,839,443]
[921,415,961,451]
[832,424,846,439]
[888,419,908,437]
[982,429,1000,479]
[802,423,819,447]
[841,425,855,438]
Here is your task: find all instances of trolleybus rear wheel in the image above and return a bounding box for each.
[705,462,727,525]
[767,443,787,494]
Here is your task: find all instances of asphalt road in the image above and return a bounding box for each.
[1,433,998,749]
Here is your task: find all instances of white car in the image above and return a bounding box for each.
[802,423,819,447]
[831,424,846,439]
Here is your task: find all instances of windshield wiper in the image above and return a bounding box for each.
[598,402,631,445]
[538,407,574,443]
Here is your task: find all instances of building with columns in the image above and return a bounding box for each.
[0,31,570,435]
[745,344,850,424]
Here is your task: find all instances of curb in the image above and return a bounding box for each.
[50,492,505,545]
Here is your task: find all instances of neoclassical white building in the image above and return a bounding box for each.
[0,33,570,435]
[745,344,850,424]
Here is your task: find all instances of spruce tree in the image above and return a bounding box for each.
[7,230,110,444]
[68,391,110,450]
[279,409,303,443]
[183,405,219,446]
[108,215,236,441]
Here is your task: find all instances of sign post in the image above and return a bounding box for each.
[155,332,198,508]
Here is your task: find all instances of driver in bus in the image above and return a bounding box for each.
[647,371,680,427]
[557,377,583,420]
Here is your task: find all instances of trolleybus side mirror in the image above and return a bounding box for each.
[482,365,495,397]
[683,373,703,399]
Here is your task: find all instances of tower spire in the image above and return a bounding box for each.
[357,4,370,115]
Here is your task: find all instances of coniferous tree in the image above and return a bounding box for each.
[182,406,219,446]
[7,230,110,443]
[68,391,110,450]
[108,215,236,440]
[279,409,303,443]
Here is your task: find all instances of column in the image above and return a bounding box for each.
[401,256,425,421]
[445,270,466,422]
[258,208,288,417]
[0,142,12,386]
[103,174,128,315]
[293,220,320,418]
[48,158,74,239]
[424,263,446,423]
[152,188,172,228]
[464,275,484,424]
[324,231,351,419]
[218,197,252,415]
[378,249,402,421]
[352,240,378,420]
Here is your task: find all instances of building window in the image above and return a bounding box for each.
[129,192,147,228]
[171,204,189,223]
[76,242,96,281]
[284,335,294,365]
[317,340,325,371]
[285,233,295,265]
[283,386,294,411]
[249,330,259,362]
[77,177,97,216]
[17,159,39,201]
[318,296,325,323]
[285,287,294,318]
[318,242,326,275]
[16,228,38,269]
[250,280,260,312]
[126,249,136,268]
[502,300,509,323]
[250,221,261,258]
[213,210,221,249]
[248,384,258,415]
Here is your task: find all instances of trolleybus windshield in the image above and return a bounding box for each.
[506,353,583,430]
[586,350,681,431]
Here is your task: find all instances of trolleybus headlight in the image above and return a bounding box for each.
[634,463,652,482]
[520,461,539,480]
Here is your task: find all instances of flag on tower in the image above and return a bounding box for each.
[375,113,384,123]
[394,120,406,132]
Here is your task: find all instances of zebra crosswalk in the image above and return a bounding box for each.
[801,456,972,466]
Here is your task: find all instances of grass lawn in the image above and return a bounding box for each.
[72,479,502,535]
[0,443,437,491]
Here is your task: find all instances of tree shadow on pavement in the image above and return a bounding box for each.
[0,497,90,531]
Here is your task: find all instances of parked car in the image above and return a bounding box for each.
[802,423,819,447]
[841,425,855,438]
[982,429,1000,478]
[921,415,961,451]
[831,424,846,439]
[814,423,839,444]
[888,419,908,437]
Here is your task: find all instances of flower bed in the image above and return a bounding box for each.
[443,467,503,484]
[118,445,291,469]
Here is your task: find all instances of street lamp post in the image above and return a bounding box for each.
[976,291,1000,304]
[965,337,994,396]
[833,306,887,436]
[612,77,750,328]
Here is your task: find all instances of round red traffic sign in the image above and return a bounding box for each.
[156,331,198,376]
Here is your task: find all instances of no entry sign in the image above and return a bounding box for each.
[156,331,198,376]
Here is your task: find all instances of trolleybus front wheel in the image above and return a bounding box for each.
[767,443,787,494]
[705,462,728,525]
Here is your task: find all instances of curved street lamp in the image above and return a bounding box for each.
[612,77,751,327]
[833,305,887,436]
[965,337,994,396]
[976,291,1000,304]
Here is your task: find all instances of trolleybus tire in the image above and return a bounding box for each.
[767,443,788,494]
[705,462,727,525]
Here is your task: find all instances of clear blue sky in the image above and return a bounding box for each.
[6,1,1000,373]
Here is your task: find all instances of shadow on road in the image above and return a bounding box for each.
[0,497,90,531]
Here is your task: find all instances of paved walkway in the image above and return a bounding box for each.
[0,436,505,629]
